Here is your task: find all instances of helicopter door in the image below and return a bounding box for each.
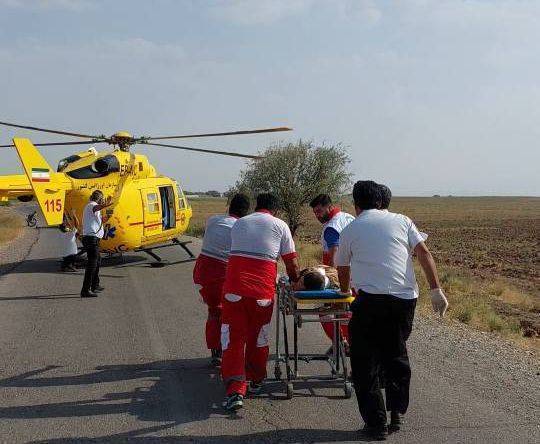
[159,185,176,230]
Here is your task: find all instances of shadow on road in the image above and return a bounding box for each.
[0,359,366,442]
[30,428,364,443]
[0,255,149,277]
[0,359,223,424]
[0,293,80,301]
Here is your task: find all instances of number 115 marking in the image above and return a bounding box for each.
[44,198,62,213]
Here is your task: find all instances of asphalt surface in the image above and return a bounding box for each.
[0,223,538,443]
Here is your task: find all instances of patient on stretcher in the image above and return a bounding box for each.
[296,266,339,291]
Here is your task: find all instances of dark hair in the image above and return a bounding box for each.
[379,184,392,209]
[255,193,279,212]
[309,194,332,208]
[90,190,104,202]
[352,180,381,210]
[303,271,325,291]
[229,193,250,218]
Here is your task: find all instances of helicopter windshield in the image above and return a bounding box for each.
[57,155,81,172]
[177,184,187,209]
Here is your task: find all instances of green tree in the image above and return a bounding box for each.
[231,140,351,235]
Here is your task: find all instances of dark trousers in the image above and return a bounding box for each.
[81,236,101,293]
[349,291,416,428]
[62,254,77,267]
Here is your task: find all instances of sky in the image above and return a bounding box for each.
[0,0,539,196]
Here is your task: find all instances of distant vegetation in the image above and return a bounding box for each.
[229,140,351,235]
[185,190,223,198]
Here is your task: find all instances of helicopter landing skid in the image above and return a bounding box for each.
[138,239,195,267]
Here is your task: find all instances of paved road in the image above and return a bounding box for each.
[0,225,538,443]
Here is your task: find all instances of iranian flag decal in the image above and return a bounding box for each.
[31,167,50,183]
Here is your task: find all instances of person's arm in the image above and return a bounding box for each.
[414,241,448,316]
[283,255,300,283]
[326,246,338,267]
[92,196,113,213]
[280,222,299,282]
[337,266,351,294]
[323,227,340,267]
[414,241,440,289]
[335,228,352,295]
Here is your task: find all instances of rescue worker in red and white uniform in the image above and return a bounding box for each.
[221,193,300,411]
[193,194,251,365]
[309,194,354,346]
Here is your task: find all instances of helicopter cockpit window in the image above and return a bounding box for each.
[176,185,186,209]
[57,155,81,172]
[65,155,120,179]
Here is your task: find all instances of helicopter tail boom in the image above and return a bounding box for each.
[12,138,71,226]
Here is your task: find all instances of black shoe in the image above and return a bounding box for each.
[389,411,403,432]
[81,291,98,298]
[360,424,388,441]
[92,286,105,292]
[223,393,243,412]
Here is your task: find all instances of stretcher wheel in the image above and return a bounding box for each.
[344,382,353,399]
[274,366,282,380]
[285,382,294,399]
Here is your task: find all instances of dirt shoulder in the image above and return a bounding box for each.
[0,204,40,276]
[412,313,540,425]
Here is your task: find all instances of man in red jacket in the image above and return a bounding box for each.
[221,193,300,411]
[193,194,250,365]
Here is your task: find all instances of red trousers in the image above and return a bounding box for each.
[320,312,352,343]
[196,284,223,350]
[221,294,274,396]
[193,255,226,350]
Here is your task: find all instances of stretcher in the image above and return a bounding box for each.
[274,275,354,399]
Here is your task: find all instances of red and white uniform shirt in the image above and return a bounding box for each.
[223,210,297,300]
[321,209,354,265]
[193,214,237,287]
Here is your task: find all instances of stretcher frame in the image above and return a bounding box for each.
[274,275,354,399]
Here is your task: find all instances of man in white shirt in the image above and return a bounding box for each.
[193,194,250,365]
[336,180,448,440]
[80,190,111,298]
[221,193,300,411]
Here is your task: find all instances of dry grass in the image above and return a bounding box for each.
[0,207,22,245]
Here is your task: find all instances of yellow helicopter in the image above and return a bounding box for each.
[0,120,291,264]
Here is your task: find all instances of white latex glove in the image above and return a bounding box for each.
[430,288,448,317]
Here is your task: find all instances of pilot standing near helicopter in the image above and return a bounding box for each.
[192,193,251,365]
[80,190,112,298]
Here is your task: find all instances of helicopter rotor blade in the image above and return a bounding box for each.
[139,126,292,141]
[0,140,106,148]
[143,142,261,159]
[0,120,104,139]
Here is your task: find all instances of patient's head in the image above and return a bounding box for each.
[298,267,328,291]
[302,271,326,291]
